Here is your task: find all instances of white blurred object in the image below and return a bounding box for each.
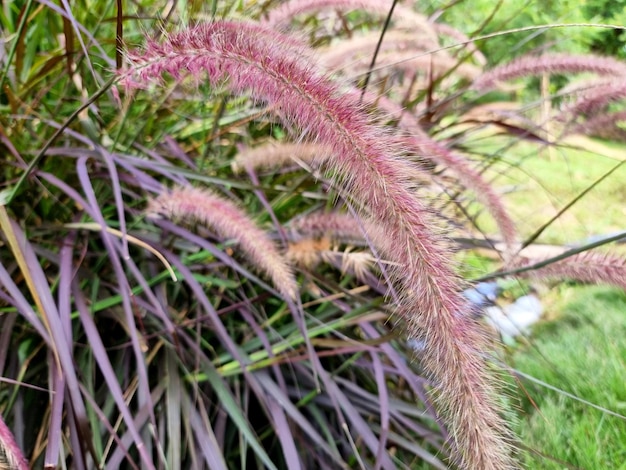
[484,294,543,341]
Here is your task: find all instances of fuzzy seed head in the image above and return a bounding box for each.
[147,186,298,300]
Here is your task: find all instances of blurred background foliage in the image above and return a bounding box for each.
[419,0,625,59]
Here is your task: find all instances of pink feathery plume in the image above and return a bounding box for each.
[322,45,481,81]
[290,211,365,242]
[232,142,332,174]
[565,110,626,138]
[514,251,626,290]
[473,53,626,91]
[146,186,299,300]
[318,31,439,71]
[564,80,626,118]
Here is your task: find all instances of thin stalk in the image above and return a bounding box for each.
[0,0,34,91]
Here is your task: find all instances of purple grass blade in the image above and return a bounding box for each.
[384,430,447,469]
[164,351,181,468]
[0,132,26,165]
[106,382,167,468]
[163,136,198,169]
[98,146,130,259]
[265,400,303,469]
[333,376,449,463]
[178,333,281,470]
[359,322,447,438]
[111,248,178,339]
[237,306,289,395]
[308,356,397,469]
[154,219,282,297]
[71,279,155,470]
[44,360,66,468]
[65,401,88,470]
[0,311,17,375]
[43,147,171,191]
[53,230,84,467]
[134,140,197,172]
[37,171,95,220]
[244,166,288,244]
[77,379,139,470]
[370,350,390,470]
[0,266,49,340]
[58,230,77,344]
[110,159,174,193]
[389,409,446,448]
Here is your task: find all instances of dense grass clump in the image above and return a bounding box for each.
[1,1,625,468]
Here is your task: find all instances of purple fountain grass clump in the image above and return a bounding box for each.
[123,21,515,468]
[146,185,299,300]
[473,53,626,91]
[0,414,29,470]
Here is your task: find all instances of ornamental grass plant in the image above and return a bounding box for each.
[0,1,625,468]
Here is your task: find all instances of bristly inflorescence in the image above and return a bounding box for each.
[146,186,299,300]
[231,142,333,174]
[289,211,366,242]
[472,53,626,91]
[514,251,626,291]
[123,20,516,469]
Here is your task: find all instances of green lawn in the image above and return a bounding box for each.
[511,285,626,469]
